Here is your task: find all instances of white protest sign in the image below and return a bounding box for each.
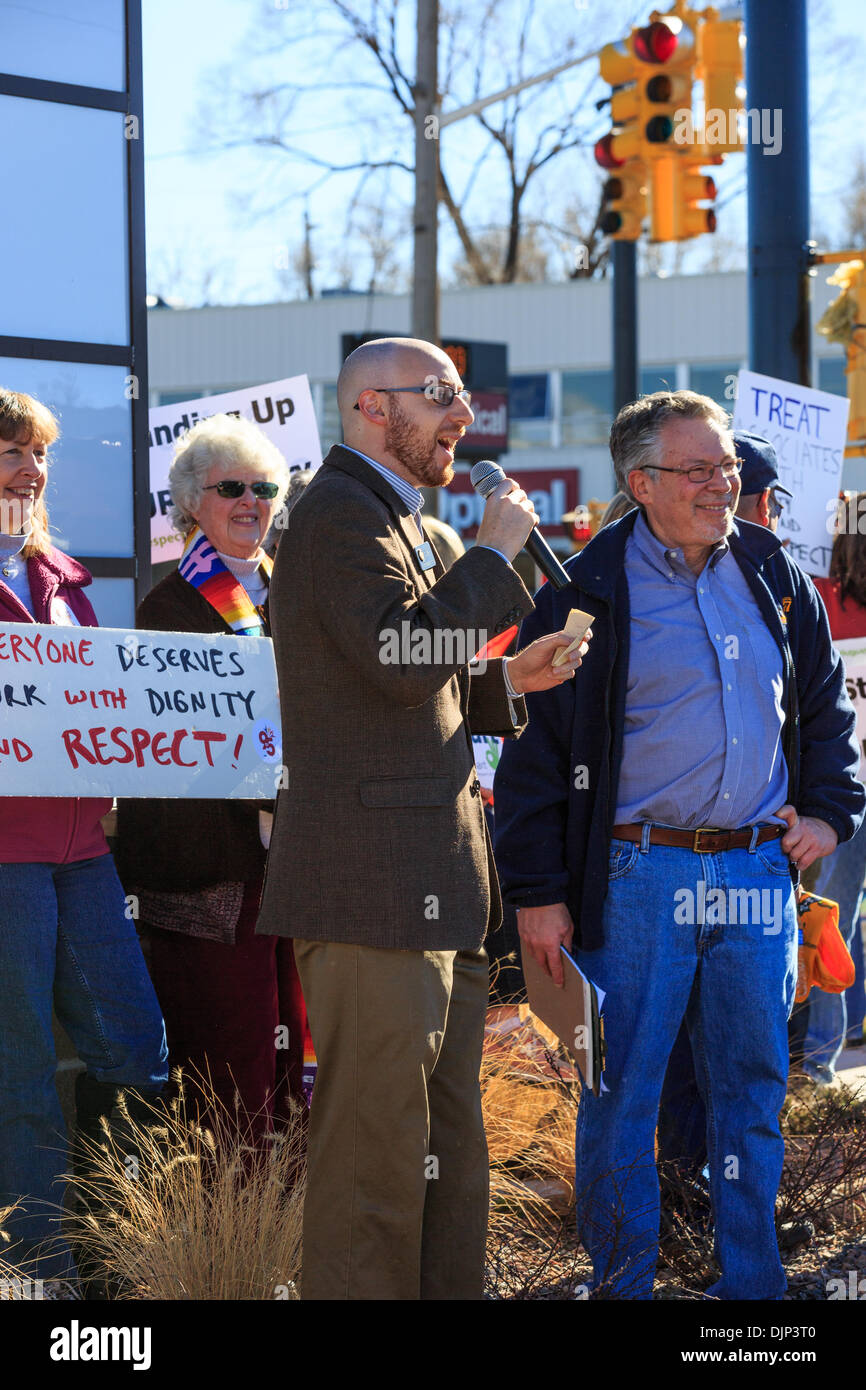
[473,733,503,792]
[836,636,866,780]
[149,376,322,564]
[0,623,282,798]
[733,370,849,577]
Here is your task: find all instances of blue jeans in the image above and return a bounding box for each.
[806,821,866,1070]
[0,855,168,1279]
[575,833,797,1300]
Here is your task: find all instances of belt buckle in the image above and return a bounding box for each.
[692,826,723,853]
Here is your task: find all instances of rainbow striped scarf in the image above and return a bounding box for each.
[178,527,273,636]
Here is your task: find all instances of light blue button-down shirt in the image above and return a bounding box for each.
[342,446,510,567]
[614,512,789,830]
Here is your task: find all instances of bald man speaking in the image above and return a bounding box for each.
[257,337,586,1300]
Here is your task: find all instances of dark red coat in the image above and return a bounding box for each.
[0,546,112,863]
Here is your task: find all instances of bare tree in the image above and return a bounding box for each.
[193,0,639,292]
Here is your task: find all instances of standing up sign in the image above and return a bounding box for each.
[149,376,322,565]
[733,370,849,577]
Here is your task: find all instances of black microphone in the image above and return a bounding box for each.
[470,459,571,590]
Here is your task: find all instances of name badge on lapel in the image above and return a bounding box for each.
[414,541,436,572]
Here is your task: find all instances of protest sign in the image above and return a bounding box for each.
[473,733,503,792]
[149,376,322,564]
[836,636,866,779]
[0,623,282,798]
[733,369,849,577]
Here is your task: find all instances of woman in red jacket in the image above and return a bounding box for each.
[0,388,167,1290]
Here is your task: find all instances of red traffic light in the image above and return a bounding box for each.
[594,133,625,170]
[634,20,677,64]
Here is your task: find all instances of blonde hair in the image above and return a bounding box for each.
[169,414,291,537]
[0,387,59,556]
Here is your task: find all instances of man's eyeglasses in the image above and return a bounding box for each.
[353,382,472,409]
[203,480,281,500]
[636,459,743,485]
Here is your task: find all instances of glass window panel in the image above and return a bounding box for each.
[818,357,847,397]
[561,370,613,446]
[0,0,125,90]
[318,384,342,453]
[688,363,740,410]
[87,578,135,629]
[0,97,129,345]
[509,374,549,420]
[0,357,133,556]
[508,419,553,449]
[640,364,677,396]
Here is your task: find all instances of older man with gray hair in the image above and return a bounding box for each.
[494,389,864,1299]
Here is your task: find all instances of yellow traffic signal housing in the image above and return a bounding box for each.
[697,9,745,154]
[632,12,697,161]
[596,39,641,166]
[601,160,648,241]
[650,154,717,242]
[817,259,866,454]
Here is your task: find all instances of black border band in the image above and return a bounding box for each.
[0,73,127,112]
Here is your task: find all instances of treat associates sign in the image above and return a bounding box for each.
[149,376,322,565]
[733,369,849,577]
[0,623,282,798]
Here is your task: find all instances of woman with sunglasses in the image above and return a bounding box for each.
[116,413,310,1142]
[0,387,167,1291]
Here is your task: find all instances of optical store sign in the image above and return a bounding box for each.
[0,624,282,798]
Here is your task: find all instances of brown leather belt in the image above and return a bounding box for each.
[610,823,785,854]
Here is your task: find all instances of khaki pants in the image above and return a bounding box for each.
[293,941,489,1300]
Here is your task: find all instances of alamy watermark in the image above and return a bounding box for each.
[674,106,782,157]
[674,880,784,935]
[379,622,488,671]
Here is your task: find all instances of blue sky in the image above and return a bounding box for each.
[142,0,866,305]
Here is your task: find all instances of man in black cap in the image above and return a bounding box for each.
[733,429,793,533]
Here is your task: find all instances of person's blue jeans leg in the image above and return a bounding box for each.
[688,837,797,1300]
[658,1018,707,1176]
[0,855,167,1281]
[574,839,699,1299]
[846,907,866,1043]
[575,836,796,1300]
[805,822,866,1073]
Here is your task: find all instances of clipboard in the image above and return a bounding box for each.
[520,941,606,1095]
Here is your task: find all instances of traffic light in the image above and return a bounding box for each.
[595,39,641,167]
[632,13,696,160]
[600,160,648,241]
[697,11,745,154]
[650,154,717,242]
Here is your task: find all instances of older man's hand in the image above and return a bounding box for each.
[775,805,838,872]
[517,902,575,988]
[506,630,592,695]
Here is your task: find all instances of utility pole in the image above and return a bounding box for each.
[612,241,638,411]
[302,202,315,301]
[745,0,811,384]
[412,0,439,342]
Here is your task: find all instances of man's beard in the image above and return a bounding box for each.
[383,394,454,488]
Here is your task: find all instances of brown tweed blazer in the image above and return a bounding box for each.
[256,445,535,951]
